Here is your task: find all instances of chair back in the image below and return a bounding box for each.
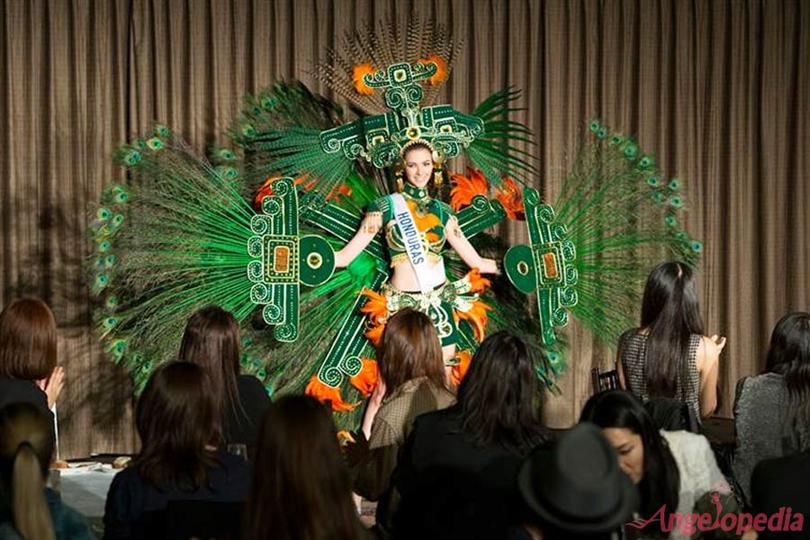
[591,367,621,394]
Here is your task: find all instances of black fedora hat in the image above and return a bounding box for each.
[517,422,638,534]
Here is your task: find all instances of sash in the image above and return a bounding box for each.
[391,193,431,293]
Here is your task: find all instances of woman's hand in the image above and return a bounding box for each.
[38,366,65,408]
[360,378,386,440]
[708,334,727,355]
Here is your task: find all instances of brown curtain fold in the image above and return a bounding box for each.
[0,0,807,456]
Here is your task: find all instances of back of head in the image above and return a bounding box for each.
[640,261,705,397]
[765,311,810,448]
[247,395,365,540]
[0,297,57,380]
[178,306,241,413]
[0,402,56,540]
[457,331,549,454]
[136,362,219,490]
[580,390,679,524]
[379,308,445,395]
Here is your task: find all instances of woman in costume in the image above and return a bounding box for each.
[334,139,498,363]
[90,21,704,423]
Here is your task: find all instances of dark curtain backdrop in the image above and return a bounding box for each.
[1,0,807,457]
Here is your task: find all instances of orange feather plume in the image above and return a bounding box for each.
[496,177,525,220]
[349,358,379,397]
[454,300,492,343]
[450,350,473,386]
[305,376,357,412]
[353,63,376,95]
[450,168,489,211]
[360,288,389,347]
[419,54,448,86]
[254,175,312,208]
[466,268,491,294]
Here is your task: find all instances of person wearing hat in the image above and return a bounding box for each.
[518,422,638,539]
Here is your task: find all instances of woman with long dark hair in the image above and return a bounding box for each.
[733,311,810,503]
[0,298,65,420]
[244,395,369,540]
[0,402,95,540]
[581,391,734,539]
[179,306,270,447]
[103,362,249,540]
[347,308,455,537]
[617,261,726,420]
[388,331,552,539]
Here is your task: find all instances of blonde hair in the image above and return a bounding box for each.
[0,403,56,540]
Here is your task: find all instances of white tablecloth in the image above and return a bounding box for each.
[58,465,121,519]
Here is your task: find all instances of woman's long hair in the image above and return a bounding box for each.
[457,331,551,455]
[0,402,56,540]
[640,262,705,397]
[764,311,810,450]
[244,395,369,540]
[378,308,446,396]
[580,390,680,534]
[135,362,220,490]
[178,306,242,421]
[0,297,57,380]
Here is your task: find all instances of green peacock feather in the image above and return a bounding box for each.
[554,120,702,346]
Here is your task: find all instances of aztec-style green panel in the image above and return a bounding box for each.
[247,178,336,342]
[504,187,578,345]
[316,269,388,387]
[318,59,484,169]
[457,195,508,238]
[298,191,386,262]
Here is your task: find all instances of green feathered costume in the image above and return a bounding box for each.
[89,21,701,429]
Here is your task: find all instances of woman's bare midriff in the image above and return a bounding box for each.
[389,260,445,291]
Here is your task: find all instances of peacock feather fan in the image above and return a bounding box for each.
[555,120,703,346]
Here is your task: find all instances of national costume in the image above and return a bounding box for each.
[88,21,702,428]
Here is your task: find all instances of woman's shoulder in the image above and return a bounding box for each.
[235,374,270,397]
[661,430,713,460]
[736,372,786,404]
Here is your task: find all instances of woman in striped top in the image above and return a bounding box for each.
[617,261,726,421]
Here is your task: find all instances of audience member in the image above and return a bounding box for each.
[518,422,638,540]
[103,362,249,540]
[346,308,455,537]
[389,331,552,539]
[581,390,736,539]
[734,311,810,504]
[244,395,370,540]
[617,262,726,421]
[0,402,95,540]
[179,306,270,448]
[0,298,65,421]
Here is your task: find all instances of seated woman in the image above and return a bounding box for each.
[178,306,270,448]
[388,331,553,539]
[581,390,736,540]
[244,395,370,540]
[103,362,250,540]
[733,311,810,504]
[617,261,726,421]
[0,298,65,420]
[0,402,95,540]
[346,308,455,536]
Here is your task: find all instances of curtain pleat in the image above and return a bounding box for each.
[0,0,807,455]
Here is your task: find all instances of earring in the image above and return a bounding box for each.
[432,152,444,187]
[393,162,404,192]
